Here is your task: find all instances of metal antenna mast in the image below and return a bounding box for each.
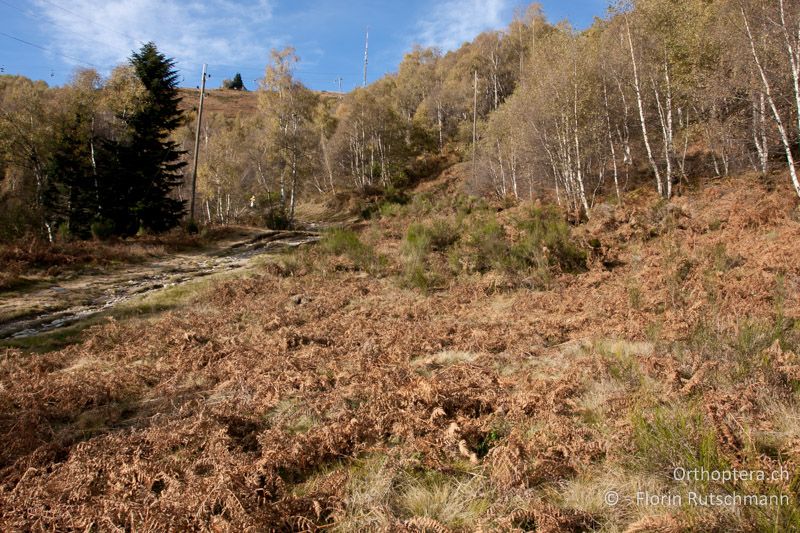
[363,28,369,87]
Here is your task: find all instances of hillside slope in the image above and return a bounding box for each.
[177,88,342,119]
[178,88,259,118]
[1,174,799,531]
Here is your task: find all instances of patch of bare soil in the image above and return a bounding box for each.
[1,177,799,531]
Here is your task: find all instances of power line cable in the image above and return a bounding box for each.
[0,31,106,69]
[0,2,366,88]
[33,0,145,47]
[0,0,130,53]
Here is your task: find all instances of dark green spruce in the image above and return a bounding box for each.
[102,42,187,235]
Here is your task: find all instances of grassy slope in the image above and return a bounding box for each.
[178,88,258,118]
[177,88,340,119]
[1,171,799,531]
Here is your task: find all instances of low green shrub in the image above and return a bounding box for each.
[320,228,384,274]
[184,219,200,235]
[453,194,489,219]
[402,263,436,291]
[56,222,71,242]
[442,206,585,286]
[404,219,459,255]
[404,223,432,258]
[427,219,460,251]
[263,206,291,230]
[513,206,587,273]
[631,406,726,476]
[90,219,115,241]
[407,193,435,217]
[401,220,459,290]
[383,185,410,205]
[379,202,404,218]
[462,217,508,273]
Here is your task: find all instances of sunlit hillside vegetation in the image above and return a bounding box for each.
[2,0,800,238]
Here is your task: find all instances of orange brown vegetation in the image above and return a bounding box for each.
[1,176,799,531]
[178,88,259,119]
[177,88,339,120]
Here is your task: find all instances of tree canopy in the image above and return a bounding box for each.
[0,42,186,240]
[222,73,246,91]
[2,0,800,239]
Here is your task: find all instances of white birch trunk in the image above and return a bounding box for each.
[664,58,674,197]
[651,73,673,198]
[779,0,800,148]
[603,78,621,202]
[744,7,800,196]
[626,17,663,196]
[573,78,589,216]
[752,92,768,174]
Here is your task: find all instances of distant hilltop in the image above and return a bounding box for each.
[177,88,258,119]
[178,87,342,119]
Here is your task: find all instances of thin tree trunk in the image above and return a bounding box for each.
[626,17,663,196]
[510,143,518,199]
[614,75,633,167]
[664,57,674,197]
[779,0,800,148]
[472,71,478,184]
[290,119,298,223]
[677,107,689,184]
[603,78,621,202]
[497,141,507,197]
[651,73,673,198]
[744,6,800,196]
[753,91,768,174]
[573,75,589,216]
[437,100,443,151]
[492,50,500,110]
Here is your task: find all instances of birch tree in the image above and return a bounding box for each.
[259,47,321,223]
[742,2,800,196]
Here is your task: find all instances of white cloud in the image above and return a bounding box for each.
[33,0,276,75]
[415,0,508,51]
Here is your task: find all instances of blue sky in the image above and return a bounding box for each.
[0,0,608,92]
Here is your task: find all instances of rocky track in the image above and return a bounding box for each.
[0,229,318,339]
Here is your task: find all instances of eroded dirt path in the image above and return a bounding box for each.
[0,228,318,339]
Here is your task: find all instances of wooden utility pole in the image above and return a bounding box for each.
[189,63,208,222]
[363,28,369,87]
[472,70,478,183]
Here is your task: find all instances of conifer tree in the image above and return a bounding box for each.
[223,73,246,90]
[43,113,96,238]
[103,42,186,234]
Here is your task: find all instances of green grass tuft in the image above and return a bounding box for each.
[320,228,385,274]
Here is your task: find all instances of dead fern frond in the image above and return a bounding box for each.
[402,516,452,533]
[623,514,684,533]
